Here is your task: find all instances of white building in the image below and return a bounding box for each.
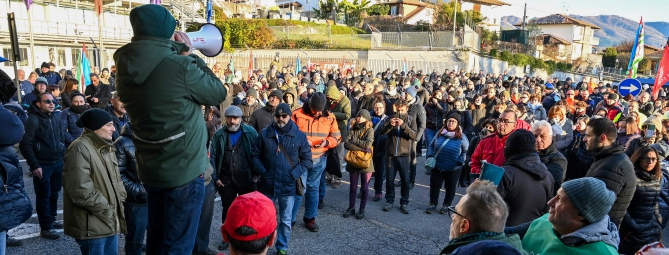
[515,14,600,61]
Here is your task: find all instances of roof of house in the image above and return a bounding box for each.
[614,43,663,53]
[403,6,426,22]
[461,0,510,6]
[514,14,601,30]
[537,34,572,45]
[375,0,431,7]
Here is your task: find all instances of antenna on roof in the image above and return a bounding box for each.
[562,1,569,15]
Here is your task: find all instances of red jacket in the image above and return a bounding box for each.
[516,119,531,131]
[470,132,511,174]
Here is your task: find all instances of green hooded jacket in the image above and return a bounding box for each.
[324,85,351,141]
[113,37,227,188]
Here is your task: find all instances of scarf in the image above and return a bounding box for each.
[69,105,89,114]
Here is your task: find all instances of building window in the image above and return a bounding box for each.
[3,47,29,66]
[390,6,398,16]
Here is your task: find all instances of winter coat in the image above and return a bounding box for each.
[619,169,662,254]
[0,146,32,232]
[625,137,651,157]
[408,99,427,142]
[113,123,146,206]
[586,144,637,226]
[371,114,389,158]
[439,232,527,255]
[61,108,84,148]
[114,36,227,189]
[357,94,375,113]
[105,106,128,148]
[659,163,669,228]
[526,103,548,122]
[640,102,655,117]
[63,129,127,240]
[538,141,567,194]
[325,85,351,141]
[211,124,258,189]
[39,71,61,85]
[519,214,619,255]
[291,103,341,159]
[427,132,468,172]
[470,132,512,174]
[283,87,302,112]
[498,153,554,226]
[483,96,500,118]
[84,83,112,109]
[250,104,276,134]
[239,99,262,124]
[252,121,312,197]
[344,123,375,173]
[425,101,447,130]
[470,104,487,131]
[19,103,65,170]
[378,114,418,157]
[565,132,595,181]
[554,119,574,152]
[542,91,560,112]
[21,89,40,110]
[616,133,641,151]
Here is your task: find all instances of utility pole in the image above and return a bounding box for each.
[452,0,457,46]
[521,3,527,30]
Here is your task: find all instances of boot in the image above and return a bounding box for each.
[355,208,365,219]
[343,207,355,218]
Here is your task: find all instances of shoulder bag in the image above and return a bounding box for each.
[344,128,373,169]
[425,135,450,171]
[277,141,304,196]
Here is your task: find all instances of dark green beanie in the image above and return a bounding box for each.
[130,5,177,39]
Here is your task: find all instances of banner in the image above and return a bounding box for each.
[653,45,669,99]
[248,51,254,80]
[307,61,356,73]
[77,43,92,91]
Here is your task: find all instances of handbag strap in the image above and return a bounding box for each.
[277,142,295,168]
[433,137,451,158]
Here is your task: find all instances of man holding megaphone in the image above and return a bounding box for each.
[113,4,228,254]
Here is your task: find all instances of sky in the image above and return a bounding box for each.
[481,0,667,23]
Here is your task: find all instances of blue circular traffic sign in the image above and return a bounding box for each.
[618,78,642,97]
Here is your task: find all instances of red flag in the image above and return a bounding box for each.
[653,46,669,100]
[248,51,254,81]
[95,0,102,16]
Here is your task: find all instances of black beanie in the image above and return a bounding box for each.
[309,92,327,112]
[76,108,113,131]
[446,112,461,126]
[40,62,49,69]
[301,78,309,85]
[504,129,536,158]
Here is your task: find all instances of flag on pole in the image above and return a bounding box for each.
[295,55,301,75]
[402,58,407,73]
[77,43,92,91]
[341,56,346,74]
[206,0,213,23]
[94,0,103,16]
[248,51,254,81]
[627,17,645,78]
[24,0,32,10]
[653,45,669,99]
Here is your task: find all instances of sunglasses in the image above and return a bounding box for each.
[41,99,55,104]
[275,114,290,119]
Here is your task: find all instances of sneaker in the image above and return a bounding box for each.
[53,220,64,229]
[291,221,295,227]
[40,229,60,240]
[278,250,288,255]
[400,205,410,214]
[332,181,342,188]
[318,200,324,209]
[439,206,449,215]
[383,203,392,211]
[426,204,437,214]
[304,218,319,232]
[373,194,382,201]
[6,235,22,247]
[394,180,401,187]
[357,192,361,198]
[355,208,365,219]
[409,183,415,190]
[343,207,355,218]
[218,242,229,250]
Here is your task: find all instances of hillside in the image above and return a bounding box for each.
[500,15,668,48]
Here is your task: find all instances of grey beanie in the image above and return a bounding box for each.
[269,90,283,100]
[246,87,259,98]
[34,77,48,86]
[224,105,242,117]
[357,109,371,122]
[562,177,616,223]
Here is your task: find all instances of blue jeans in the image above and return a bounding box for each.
[76,235,118,255]
[293,155,326,221]
[424,128,437,151]
[194,181,216,253]
[145,175,204,255]
[124,204,148,255]
[0,231,5,255]
[33,160,63,230]
[270,195,296,251]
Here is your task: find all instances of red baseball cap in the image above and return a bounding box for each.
[222,191,277,242]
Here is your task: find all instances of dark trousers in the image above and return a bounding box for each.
[217,181,255,223]
[429,169,460,206]
[458,164,471,185]
[349,172,372,209]
[372,155,386,195]
[194,181,216,253]
[33,161,63,230]
[145,176,204,255]
[123,204,148,255]
[410,142,419,184]
[385,156,411,205]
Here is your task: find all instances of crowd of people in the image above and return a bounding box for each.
[3,5,669,255]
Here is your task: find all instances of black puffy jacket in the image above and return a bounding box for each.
[538,141,567,195]
[113,123,146,206]
[498,153,554,226]
[425,101,447,130]
[19,103,65,170]
[619,169,662,254]
[0,147,32,232]
[586,143,637,227]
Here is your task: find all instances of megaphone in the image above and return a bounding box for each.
[186,23,224,57]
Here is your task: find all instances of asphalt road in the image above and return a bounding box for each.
[7,151,669,255]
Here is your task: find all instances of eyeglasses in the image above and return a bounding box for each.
[642,157,659,162]
[41,99,54,104]
[447,206,466,219]
[498,118,516,124]
[275,114,290,119]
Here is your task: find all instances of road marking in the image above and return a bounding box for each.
[9,224,63,240]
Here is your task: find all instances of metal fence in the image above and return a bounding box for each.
[267,26,373,49]
[371,30,480,50]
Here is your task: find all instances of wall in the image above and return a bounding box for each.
[537,24,574,43]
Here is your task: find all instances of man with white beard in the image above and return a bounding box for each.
[438,180,527,254]
[210,105,259,251]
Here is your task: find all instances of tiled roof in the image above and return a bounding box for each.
[514,14,601,30]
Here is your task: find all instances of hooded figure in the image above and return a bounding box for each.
[283,86,302,111]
